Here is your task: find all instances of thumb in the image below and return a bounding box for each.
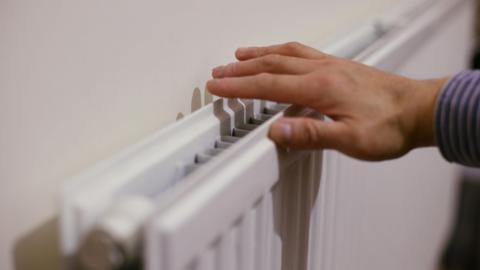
[268,117,346,150]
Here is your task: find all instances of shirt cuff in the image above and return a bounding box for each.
[435,70,480,167]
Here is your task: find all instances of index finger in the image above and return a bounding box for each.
[236,42,327,61]
[206,73,317,106]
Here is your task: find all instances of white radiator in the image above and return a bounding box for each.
[60,0,467,269]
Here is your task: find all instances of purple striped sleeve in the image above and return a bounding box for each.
[435,70,480,167]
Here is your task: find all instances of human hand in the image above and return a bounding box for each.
[206,42,446,161]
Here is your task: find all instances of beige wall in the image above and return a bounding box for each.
[0,0,437,269]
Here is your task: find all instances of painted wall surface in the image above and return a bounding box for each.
[0,0,454,269]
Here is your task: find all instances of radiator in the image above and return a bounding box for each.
[60,0,465,269]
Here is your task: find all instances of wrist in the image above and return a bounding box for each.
[406,78,448,149]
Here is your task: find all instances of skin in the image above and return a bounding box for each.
[206,42,448,161]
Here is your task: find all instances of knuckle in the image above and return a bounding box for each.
[308,72,334,90]
[284,41,303,52]
[315,56,345,70]
[257,47,269,57]
[261,54,281,68]
[296,119,319,146]
[227,62,238,74]
[319,57,338,67]
[256,73,274,89]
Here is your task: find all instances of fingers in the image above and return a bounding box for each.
[235,42,327,61]
[268,117,348,150]
[212,54,318,78]
[206,73,315,106]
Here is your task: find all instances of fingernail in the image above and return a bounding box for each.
[236,47,250,56]
[271,120,292,142]
[281,122,292,141]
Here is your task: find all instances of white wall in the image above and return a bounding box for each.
[0,0,452,269]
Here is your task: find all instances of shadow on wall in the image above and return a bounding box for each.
[13,216,62,270]
[177,87,214,121]
[191,87,202,112]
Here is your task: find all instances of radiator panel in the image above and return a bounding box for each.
[59,0,469,269]
[148,151,323,270]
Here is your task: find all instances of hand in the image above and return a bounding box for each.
[206,42,446,161]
